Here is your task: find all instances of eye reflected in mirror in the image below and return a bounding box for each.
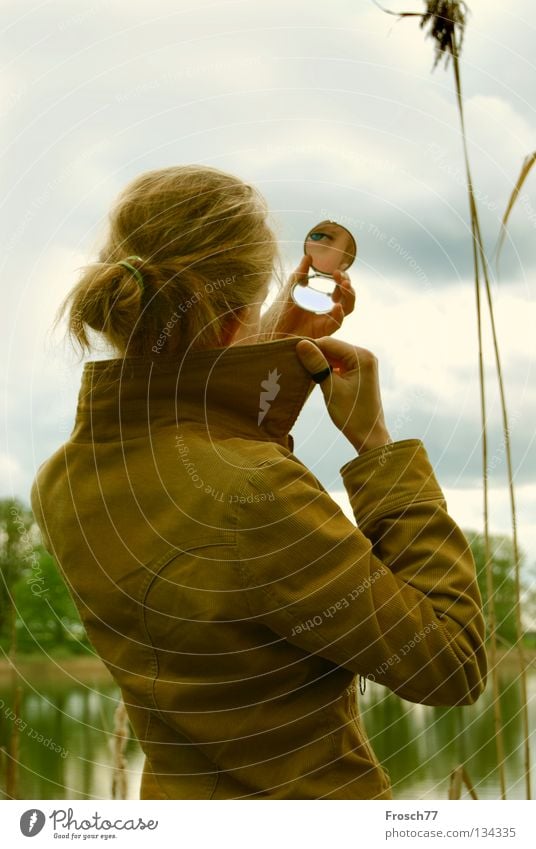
[305,221,357,276]
[291,220,357,314]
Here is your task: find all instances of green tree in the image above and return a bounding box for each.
[0,498,89,656]
[0,498,31,651]
[463,529,525,646]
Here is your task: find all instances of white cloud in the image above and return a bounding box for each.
[0,453,26,497]
[2,0,534,573]
[467,95,535,158]
[334,271,536,418]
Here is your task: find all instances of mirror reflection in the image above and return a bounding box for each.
[291,220,357,314]
[304,220,357,276]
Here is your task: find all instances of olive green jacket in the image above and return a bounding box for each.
[30,335,487,799]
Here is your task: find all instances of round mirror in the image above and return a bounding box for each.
[304,220,357,276]
[291,220,357,314]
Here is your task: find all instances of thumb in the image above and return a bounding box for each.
[288,253,313,288]
[295,339,333,387]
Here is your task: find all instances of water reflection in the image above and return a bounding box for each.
[360,661,536,799]
[0,676,143,800]
[1,659,534,799]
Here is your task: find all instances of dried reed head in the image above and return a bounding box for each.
[373,1,469,69]
[420,1,469,68]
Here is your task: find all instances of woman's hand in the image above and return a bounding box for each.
[259,254,356,339]
[295,336,392,454]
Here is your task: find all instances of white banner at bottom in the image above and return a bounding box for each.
[1,799,533,848]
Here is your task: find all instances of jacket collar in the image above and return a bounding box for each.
[70,335,317,449]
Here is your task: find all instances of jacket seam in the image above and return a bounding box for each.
[352,493,445,531]
[138,549,181,712]
[437,617,483,674]
[140,539,234,722]
[235,470,477,703]
[208,769,221,800]
[235,465,383,660]
[139,540,234,800]
[339,438,423,474]
[139,548,179,714]
[236,536,333,657]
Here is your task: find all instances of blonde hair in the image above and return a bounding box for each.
[54,164,285,358]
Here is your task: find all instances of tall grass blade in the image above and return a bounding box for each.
[494,152,536,267]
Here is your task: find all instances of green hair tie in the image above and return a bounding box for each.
[117,256,144,292]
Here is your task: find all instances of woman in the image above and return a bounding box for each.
[30,164,487,800]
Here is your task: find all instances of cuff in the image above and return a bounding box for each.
[339,438,445,528]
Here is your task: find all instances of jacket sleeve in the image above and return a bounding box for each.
[236,438,488,706]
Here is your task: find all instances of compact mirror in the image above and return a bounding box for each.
[291,220,357,314]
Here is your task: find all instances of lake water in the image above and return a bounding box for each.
[1,657,535,800]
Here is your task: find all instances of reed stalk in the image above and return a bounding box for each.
[492,151,536,798]
[448,12,531,806]
[449,765,479,799]
[110,698,129,800]
[373,0,532,799]
[448,22,508,799]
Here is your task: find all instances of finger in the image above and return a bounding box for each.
[331,270,347,302]
[322,302,345,330]
[304,335,359,372]
[295,339,335,389]
[288,253,313,287]
[332,271,356,315]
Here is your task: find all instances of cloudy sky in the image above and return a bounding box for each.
[2,0,535,575]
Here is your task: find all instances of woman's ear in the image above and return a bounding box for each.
[219,306,250,346]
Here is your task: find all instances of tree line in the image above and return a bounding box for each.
[1,497,535,657]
